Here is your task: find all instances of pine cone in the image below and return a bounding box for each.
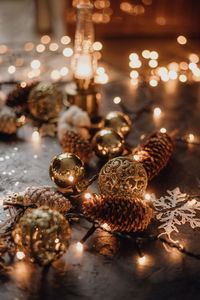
[61,130,93,163]
[82,194,153,232]
[0,105,16,134]
[4,187,72,213]
[134,131,174,180]
[6,82,38,112]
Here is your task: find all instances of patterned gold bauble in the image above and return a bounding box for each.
[28,82,63,121]
[98,156,148,197]
[12,206,71,265]
[102,111,131,136]
[92,128,124,159]
[49,153,85,191]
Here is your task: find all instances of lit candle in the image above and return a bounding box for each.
[74,54,93,79]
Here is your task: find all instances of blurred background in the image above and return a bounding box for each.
[0,0,200,83]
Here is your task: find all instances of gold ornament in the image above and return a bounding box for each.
[28,82,63,121]
[12,206,71,265]
[49,153,85,192]
[98,156,148,197]
[92,128,124,159]
[102,111,131,136]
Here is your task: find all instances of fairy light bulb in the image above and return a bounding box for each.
[16,251,25,260]
[76,242,83,252]
[113,96,121,104]
[8,65,16,74]
[154,107,161,117]
[68,175,74,182]
[142,50,150,59]
[138,255,146,265]
[177,35,187,45]
[31,59,40,69]
[188,133,195,142]
[160,128,167,133]
[145,193,151,200]
[84,192,92,200]
[102,223,109,229]
[32,130,40,142]
[72,3,96,89]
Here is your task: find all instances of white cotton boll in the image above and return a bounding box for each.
[57,105,91,141]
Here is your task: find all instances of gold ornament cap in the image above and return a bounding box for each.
[98,156,148,197]
[92,128,124,159]
[49,153,85,191]
[102,111,131,136]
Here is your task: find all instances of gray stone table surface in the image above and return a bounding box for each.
[0,76,200,300]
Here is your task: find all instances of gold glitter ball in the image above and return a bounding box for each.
[98,156,148,197]
[12,206,71,265]
[28,82,63,121]
[49,153,85,190]
[102,111,131,136]
[92,128,124,159]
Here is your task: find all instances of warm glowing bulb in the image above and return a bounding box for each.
[76,242,83,252]
[36,44,45,53]
[133,154,139,161]
[32,130,40,141]
[61,36,71,45]
[130,78,138,86]
[149,59,158,68]
[51,70,61,81]
[84,192,92,199]
[168,62,179,72]
[31,59,40,69]
[145,194,151,200]
[188,133,195,142]
[16,251,25,260]
[24,42,34,51]
[138,256,146,265]
[129,53,139,61]
[68,175,74,182]
[142,50,150,59]
[150,51,159,59]
[189,53,199,63]
[96,67,105,75]
[157,67,168,76]
[154,107,161,117]
[93,41,103,51]
[49,42,59,51]
[149,79,158,87]
[20,82,27,88]
[8,65,16,74]
[160,127,167,133]
[113,96,121,104]
[96,73,109,84]
[41,35,51,44]
[179,62,188,70]
[168,70,177,80]
[189,62,197,71]
[63,48,73,57]
[161,74,169,82]
[129,60,142,68]
[0,44,8,54]
[130,70,139,79]
[60,67,69,76]
[102,223,109,229]
[179,74,187,82]
[177,35,187,45]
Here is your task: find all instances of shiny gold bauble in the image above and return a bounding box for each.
[12,206,71,265]
[98,156,148,197]
[28,82,63,121]
[102,111,131,136]
[92,128,124,159]
[49,153,85,191]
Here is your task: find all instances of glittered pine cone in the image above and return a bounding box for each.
[134,131,174,180]
[61,130,93,163]
[4,186,72,214]
[6,82,38,112]
[82,194,153,232]
[0,105,17,134]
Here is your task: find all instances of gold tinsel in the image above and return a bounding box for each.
[133,131,174,180]
[82,194,153,232]
[3,186,72,213]
[61,130,93,163]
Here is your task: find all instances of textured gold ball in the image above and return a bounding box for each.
[92,128,124,159]
[98,156,148,197]
[12,206,71,265]
[28,82,63,121]
[102,111,131,136]
[49,153,85,190]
